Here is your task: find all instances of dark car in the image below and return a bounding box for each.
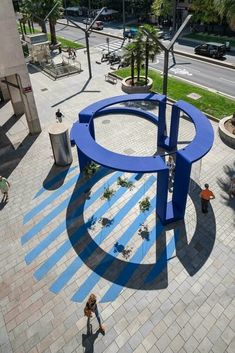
[194,42,226,59]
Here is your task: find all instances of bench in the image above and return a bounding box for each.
[105,74,117,84]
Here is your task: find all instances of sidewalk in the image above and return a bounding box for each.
[0,49,235,353]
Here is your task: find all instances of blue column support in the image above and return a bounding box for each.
[77,148,91,172]
[172,152,192,220]
[156,168,168,223]
[157,97,167,148]
[168,104,180,150]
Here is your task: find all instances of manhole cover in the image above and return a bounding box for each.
[102,119,110,124]
[41,88,48,92]
[187,93,201,100]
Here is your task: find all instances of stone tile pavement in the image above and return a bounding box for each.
[0,49,235,353]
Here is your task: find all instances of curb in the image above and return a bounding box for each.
[174,49,235,70]
[112,73,220,123]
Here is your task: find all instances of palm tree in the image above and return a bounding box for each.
[214,0,235,30]
[140,24,162,84]
[21,0,63,44]
[122,25,162,86]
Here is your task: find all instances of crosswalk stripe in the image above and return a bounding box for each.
[94,40,125,52]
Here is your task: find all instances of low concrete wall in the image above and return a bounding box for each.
[121,76,153,94]
[218,116,235,149]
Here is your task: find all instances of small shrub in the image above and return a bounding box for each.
[102,187,115,201]
[84,162,99,178]
[117,176,134,190]
[139,197,151,212]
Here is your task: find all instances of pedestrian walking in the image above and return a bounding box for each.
[55,109,64,123]
[0,175,10,202]
[84,294,105,333]
[72,48,77,59]
[200,183,215,213]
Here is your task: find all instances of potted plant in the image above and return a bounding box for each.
[121,24,161,93]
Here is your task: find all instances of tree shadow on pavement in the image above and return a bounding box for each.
[217,161,235,225]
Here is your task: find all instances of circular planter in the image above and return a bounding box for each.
[121,76,153,94]
[218,116,235,149]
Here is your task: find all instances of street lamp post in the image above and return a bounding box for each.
[142,15,192,95]
[64,7,107,79]
[123,0,126,34]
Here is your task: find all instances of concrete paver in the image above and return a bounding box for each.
[0,48,234,353]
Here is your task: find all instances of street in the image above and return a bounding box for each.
[46,21,235,97]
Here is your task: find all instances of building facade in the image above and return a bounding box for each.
[0,0,41,134]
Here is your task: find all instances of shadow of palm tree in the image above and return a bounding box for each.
[216,161,235,225]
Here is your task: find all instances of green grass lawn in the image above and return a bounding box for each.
[115,68,235,119]
[19,24,84,49]
[183,33,235,47]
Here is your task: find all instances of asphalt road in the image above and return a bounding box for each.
[52,22,235,98]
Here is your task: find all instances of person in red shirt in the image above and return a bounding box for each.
[200,183,215,213]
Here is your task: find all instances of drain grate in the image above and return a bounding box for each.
[41,88,48,92]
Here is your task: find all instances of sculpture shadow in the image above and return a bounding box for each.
[66,170,216,292]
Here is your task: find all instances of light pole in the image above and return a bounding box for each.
[142,15,192,95]
[64,7,107,79]
[122,0,126,35]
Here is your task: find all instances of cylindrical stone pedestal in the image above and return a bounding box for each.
[48,122,73,166]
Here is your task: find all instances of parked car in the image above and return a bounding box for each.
[91,21,103,30]
[194,42,226,59]
[82,19,104,30]
[123,28,138,39]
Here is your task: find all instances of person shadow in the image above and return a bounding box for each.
[82,318,104,353]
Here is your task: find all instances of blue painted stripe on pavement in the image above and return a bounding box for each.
[100,221,164,302]
[144,229,179,284]
[25,171,123,265]
[34,173,149,281]
[47,176,155,291]
[34,166,77,199]
[21,168,107,245]
[24,173,79,224]
[71,198,156,301]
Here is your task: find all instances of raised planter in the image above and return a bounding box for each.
[218,116,235,149]
[121,76,153,94]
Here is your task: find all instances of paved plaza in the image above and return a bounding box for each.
[0,49,235,353]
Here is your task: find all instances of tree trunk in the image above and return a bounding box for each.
[49,19,57,45]
[31,21,35,33]
[28,20,32,33]
[23,22,26,35]
[40,20,47,34]
[131,53,134,86]
[145,40,149,85]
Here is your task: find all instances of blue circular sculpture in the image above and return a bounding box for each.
[71,93,214,224]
